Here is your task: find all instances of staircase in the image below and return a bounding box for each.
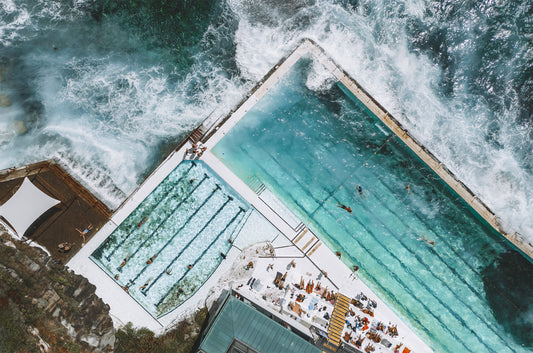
[246,175,266,195]
[325,293,350,351]
[190,124,205,143]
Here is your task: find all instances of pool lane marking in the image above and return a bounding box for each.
[141,196,234,294]
[118,174,209,273]
[104,162,197,261]
[126,182,220,285]
[155,207,246,306]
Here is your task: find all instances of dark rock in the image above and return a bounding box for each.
[0,232,115,352]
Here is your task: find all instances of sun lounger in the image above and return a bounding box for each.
[308,297,318,311]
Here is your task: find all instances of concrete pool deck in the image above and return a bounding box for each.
[201,38,532,260]
[202,150,432,352]
[67,135,433,351]
[63,38,525,352]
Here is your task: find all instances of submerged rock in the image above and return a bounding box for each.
[0,94,11,106]
[13,121,27,135]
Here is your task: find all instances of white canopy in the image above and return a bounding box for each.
[0,177,60,237]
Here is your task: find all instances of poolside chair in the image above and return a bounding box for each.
[308,296,318,311]
[252,278,262,291]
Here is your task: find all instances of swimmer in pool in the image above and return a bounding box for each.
[418,235,435,245]
[336,203,352,213]
[356,185,364,198]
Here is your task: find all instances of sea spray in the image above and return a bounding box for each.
[1,0,531,243]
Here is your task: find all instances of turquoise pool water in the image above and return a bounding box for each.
[212,58,532,353]
[91,161,249,317]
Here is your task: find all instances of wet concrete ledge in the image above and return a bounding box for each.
[196,38,533,261]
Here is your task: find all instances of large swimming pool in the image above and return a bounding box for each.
[91,161,250,317]
[212,58,533,352]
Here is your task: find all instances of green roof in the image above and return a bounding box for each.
[199,296,321,353]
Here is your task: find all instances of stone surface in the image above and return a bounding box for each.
[0,232,115,352]
[0,94,10,106]
[13,121,27,135]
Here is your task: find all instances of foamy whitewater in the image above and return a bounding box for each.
[1,0,532,245]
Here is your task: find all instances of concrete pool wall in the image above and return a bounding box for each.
[201,38,532,261]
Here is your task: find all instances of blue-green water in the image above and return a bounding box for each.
[1,1,531,245]
[1,0,532,350]
[91,161,249,317]
[213,58,533,353]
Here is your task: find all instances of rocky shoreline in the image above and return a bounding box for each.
[0,232,115,352]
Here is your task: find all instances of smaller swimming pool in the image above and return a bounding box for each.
[91,161,250,317]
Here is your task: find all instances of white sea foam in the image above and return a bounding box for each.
[227,0,533,243]
[0,0,531,244]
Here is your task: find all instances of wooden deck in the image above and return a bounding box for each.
[0,161,111,263]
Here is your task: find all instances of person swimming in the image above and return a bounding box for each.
[140,279,150,290]
[336,203,352,213]
[356,185,364,198]
[118,257,129,271]
[418,235,435,245]
[137,217,147,228]
[146,254,157,264]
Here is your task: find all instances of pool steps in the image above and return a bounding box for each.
[326,293,351,349]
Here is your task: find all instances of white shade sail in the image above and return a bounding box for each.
[0,177,60,236]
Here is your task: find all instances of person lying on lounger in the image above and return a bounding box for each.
[76,224,93,241]
[57,242,72,253]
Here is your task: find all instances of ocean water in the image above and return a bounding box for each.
[0,0,531,343]
[1,0,531,240]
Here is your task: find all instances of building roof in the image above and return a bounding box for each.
[199,296,321,353]
[0,177,60,237]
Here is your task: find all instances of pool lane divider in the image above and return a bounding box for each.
[117,174,210,272]
[104,162,197,261]
[141,195,234,294]
[126,182,220,284]
[155,207,246,306]
[235,144,467,350]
